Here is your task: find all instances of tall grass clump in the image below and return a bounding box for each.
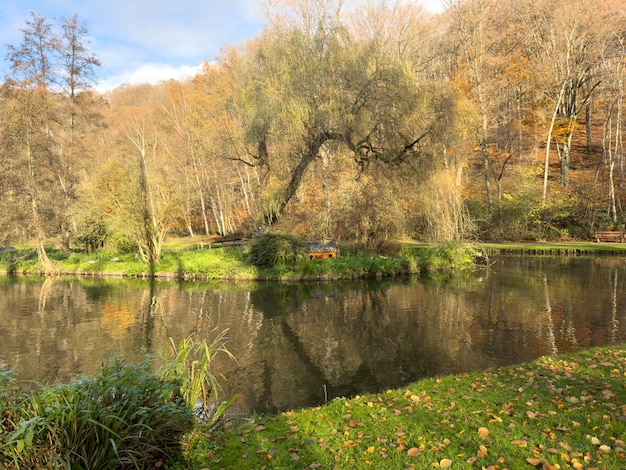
[247,233,307,270]
[1,357,194,469]
[159,331,237,429]
[0,366,21,451]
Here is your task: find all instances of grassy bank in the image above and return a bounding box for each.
[477,241,626,256]
[175,345,626,469]
[0,241,477,280]
[3,239,625,281]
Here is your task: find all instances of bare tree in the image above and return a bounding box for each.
[3,13,60,271]
[6,12,58,89]
[2,12,100,269]
[513,0,613,196]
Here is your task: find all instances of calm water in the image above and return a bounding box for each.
[1,255,625,414]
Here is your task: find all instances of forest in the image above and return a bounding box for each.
[2,0,626,271]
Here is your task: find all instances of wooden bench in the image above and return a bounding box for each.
[594,230,625,242]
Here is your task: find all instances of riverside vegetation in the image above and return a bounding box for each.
[0,334,234,469]
[4,1,626,277]
[0,234,479,280]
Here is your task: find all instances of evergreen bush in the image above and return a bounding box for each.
[248,233,307,269]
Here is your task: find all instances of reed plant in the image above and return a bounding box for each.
[159,331,237,429]
[1,330,238,469]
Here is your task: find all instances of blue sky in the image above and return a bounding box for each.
[1,0,443,92]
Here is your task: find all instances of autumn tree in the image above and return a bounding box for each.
[513,0,614,195]
[596,16,626,224]
[163,70,259,237]
[56,14,102,249]
[2,13,60,271]
[86,86,183,264]
[443,0,507,207]
[1,12,100,270]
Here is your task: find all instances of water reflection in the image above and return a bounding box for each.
[1,256,625,414]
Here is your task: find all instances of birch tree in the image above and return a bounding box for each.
[514,0,612,196]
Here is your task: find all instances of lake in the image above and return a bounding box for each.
[1,255,624,415]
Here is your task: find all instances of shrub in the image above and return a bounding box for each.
[1,357,194,469]
[416,242,477,273]
[248,233,307,269]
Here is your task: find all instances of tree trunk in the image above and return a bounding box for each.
[586,103,593,153]
[269,134,326,225]
[26,127,56,273]
[481,142,493,207]
[543,83,566,201]
[560,132,573,186]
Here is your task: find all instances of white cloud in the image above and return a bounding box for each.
[86,0,264,89]
[96,62,203,91]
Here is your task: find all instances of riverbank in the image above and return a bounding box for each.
[477,241,626,256]
[3,240,626,281]
[0,241,478,281]
[173,344,626,469]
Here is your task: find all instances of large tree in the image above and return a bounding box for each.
[1,12,99,269]
[210,0,453,227]
[2,13,60,271]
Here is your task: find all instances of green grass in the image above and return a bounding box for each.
[0,241,477,280]
[4,239,623,281]
[175,345,626,469]
[477,241,626,254]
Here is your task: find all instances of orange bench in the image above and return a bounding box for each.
[594,231,625,242]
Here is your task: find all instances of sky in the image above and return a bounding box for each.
[1,0,444,92]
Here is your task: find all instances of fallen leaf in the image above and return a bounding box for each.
[478,427,490,440]
[526,457,542,466]
[440,458,453,468]
[407,447,422,457]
